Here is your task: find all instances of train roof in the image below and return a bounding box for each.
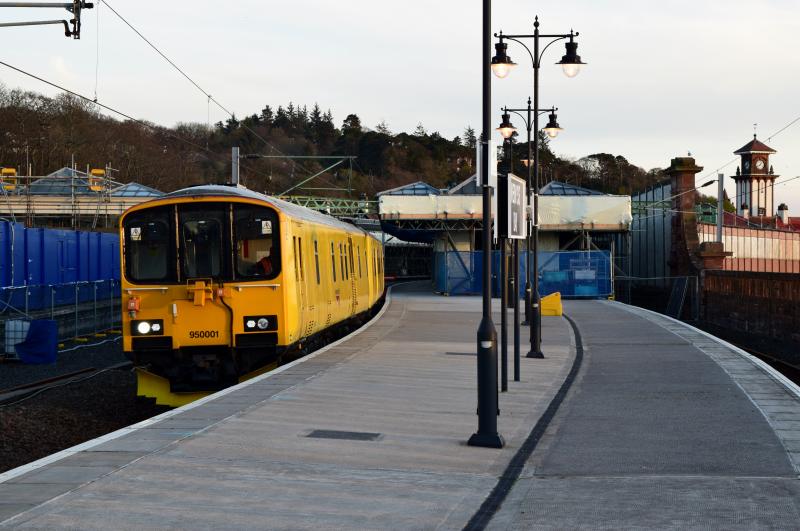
[161,185,373,238]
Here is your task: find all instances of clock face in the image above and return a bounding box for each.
[744,160,750,171]
[756,159,766,170]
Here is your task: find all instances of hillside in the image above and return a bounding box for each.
[0,85,664,197]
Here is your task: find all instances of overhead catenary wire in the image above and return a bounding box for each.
[0,59,279,185]
[98,0,340,189]
[93,0,100,101]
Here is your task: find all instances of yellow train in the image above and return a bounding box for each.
[120,185,384,406]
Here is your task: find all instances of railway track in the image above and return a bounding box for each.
[0,362,133,406]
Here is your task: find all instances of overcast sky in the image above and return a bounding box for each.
[2,0,800,208]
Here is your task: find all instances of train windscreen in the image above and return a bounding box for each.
[123,206,176,283]
[179,204,227,279]
[234,204,280,280]
[123,201,280,284]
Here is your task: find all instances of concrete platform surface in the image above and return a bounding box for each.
[3,289,799,530]
[488,300,800,530]
[0,283,574,529]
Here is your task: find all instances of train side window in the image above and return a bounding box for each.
[123,205,175,283]
[314,240,320,285]
[348,243,354,279]
[293,237,299,281]
[233,204,279,280]
[331,241,336,282]
[344,243,349,280]
[298,237,304,281]
[339,243,345,280]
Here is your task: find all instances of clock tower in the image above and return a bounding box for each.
[732,134,778,217]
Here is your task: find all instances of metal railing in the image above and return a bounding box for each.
[0,279,120,356]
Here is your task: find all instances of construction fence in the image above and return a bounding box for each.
[433,250,613,299]
[1,279,121,358]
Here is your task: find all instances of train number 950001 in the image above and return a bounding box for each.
[189,330,220,339]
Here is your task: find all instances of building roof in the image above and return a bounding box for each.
[734,135,776,155]
[447,174,479,195]
[540,181,606,196]
[28,176,94,195]
[377,181,441,196]
[109,182,164,197]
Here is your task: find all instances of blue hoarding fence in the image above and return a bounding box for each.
[434,250,613,299]
[0,221,119,288]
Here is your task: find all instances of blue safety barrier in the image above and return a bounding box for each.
[15,319,58,364]
[434,250,612,299]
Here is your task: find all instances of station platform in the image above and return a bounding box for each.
[1,282,799,529]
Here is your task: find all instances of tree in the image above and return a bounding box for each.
[342,114,362,133]
[463,126,476,149]
[260,105,274,126]
[375,120,391,135]
[414,122,427,137]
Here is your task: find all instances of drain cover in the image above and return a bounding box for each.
[306,429,381,441]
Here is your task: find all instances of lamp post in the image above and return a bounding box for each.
[468,0,503,449]
[491,16,584,359]
[497,103,561,358]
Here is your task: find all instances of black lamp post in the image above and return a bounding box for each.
[491,16,584,359]
[468,0,503,449]
[498,102,561,358]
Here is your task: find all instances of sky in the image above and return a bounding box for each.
[1,0,800,208]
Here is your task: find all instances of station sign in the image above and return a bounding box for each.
[497,173,527,239]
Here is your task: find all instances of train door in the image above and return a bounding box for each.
[293,232,307,342]
[347,236,358,315]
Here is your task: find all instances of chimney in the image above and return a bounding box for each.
[778,203,789,224]
[741,203,749,219]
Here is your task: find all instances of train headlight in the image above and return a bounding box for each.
[242,315,277,333]
[131,319,164,336]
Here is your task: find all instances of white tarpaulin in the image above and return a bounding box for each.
[379,194,631,231]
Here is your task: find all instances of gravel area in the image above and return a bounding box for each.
[0,367,170,473]
[0,336,128,392]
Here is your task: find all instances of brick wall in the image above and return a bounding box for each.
[703,270,800,344]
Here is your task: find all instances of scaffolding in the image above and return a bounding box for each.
[0,166,162,229]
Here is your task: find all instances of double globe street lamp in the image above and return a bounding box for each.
[497,102,561,338]
[491,16,584,358]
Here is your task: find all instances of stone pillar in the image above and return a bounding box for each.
[666,157,704,276]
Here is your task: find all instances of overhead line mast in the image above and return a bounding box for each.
[0,1,93,38]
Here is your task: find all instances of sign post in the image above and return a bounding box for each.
[498,173,528,240]
[498,172,527,386]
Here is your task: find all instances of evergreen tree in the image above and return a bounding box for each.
[414,122,427,137]
[376,120,391,136]
[463,126,477,149]
[342,114,362,133]
[260,105,274,126]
